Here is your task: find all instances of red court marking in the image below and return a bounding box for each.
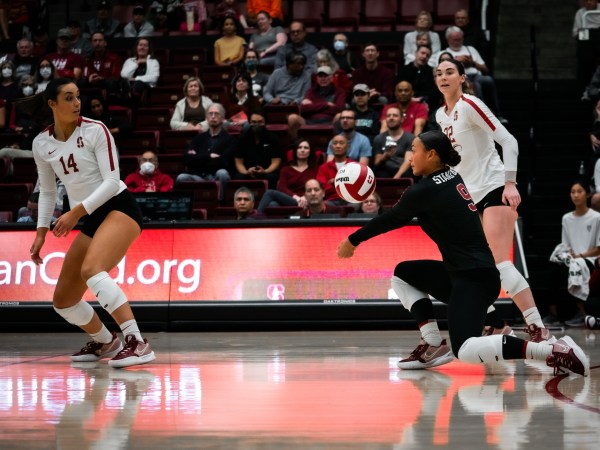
[545,364,600,414]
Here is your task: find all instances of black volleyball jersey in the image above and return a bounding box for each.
[349,168,496,272]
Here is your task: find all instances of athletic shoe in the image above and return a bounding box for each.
[584,315,600,330]
[542,314,562,327]
[526,324,557,344]
[71,331,123,362]
[482,323,516,337]
[109,334,156,368]
[565,312,586,328]
[546,336,590,377]
[397,339,454,370]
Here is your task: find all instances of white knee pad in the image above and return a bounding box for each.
[497,261,529,297]
[54,300,94,326]
[391,276,428,311]
[457,335,504,364]
[86,271,128,314]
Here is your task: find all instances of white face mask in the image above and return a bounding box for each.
[140,161,155,175]
[22,86,34,96]
[2,68,13,78]
[333,40,346,52]
[39,67,52,79]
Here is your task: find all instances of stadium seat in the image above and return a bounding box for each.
[119,155,139,180]
[0,210,13,222]
[290,0,323,32]
[359,0,399,32]
[0,183,33,218]
[203,84,228,104]
[149,87,181,107]
[264,206,303,219]
[115,130,160,155]
[11,157,37,184]
[265,124,291,153]
[376,177,414,207]
[223,179,268,204]
[198,65,235,84]
[192,208,207,220]
[153,48,170,66]
[174,181,220,217]
[112,5,134,26]
[0,132,25,149]
[160,130,199,153]
[135,108,173,131]
[212,206,238,220]
[321,0,360,32]
[263,104,299,124]
[377,44,403,62]
[436,0,469,25]
[155,153,186,179]
[0,156,10,179]
[170,48,207,66]
[398,0,434,25]
[160,66,198,86]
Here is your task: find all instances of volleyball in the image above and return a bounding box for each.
[334,162,376,203]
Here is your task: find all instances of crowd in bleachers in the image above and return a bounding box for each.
[0,0,497,222]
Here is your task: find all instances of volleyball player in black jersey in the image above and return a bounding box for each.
[337,131,589,376]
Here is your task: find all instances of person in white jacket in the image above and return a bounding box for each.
[169,76,213,131]
[120,37,160,104]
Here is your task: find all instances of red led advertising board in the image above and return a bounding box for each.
[0,226,511,303]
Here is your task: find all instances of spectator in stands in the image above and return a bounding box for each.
[573,0,600,38]
[334,84,380,144]
[331,33,359,75]
[224,73,261,126]
[170,76,213,131]
[373,106,415,179]
[319,134,355,206]
[233,186,264,220]
[590,99,600,158]
[327,109,371,165]
[148,0,185,32]
[257,138,319,212]
[82,32,123,101]
[0,99,5,130]
[1,0,34,41]
[404,31,432,64]
[263,51,311,105]
[85,0,122,39]
[403,11,441,62]
[31,24,50,57]
[274,21,318,73]
[0,60,19,118]
[120,37,160,105]
[582,64,600,102]
[234,111,282,188]
[287,65,345,139]
[124,5,155,38]
[35,58,56,93]
[67,20,92,58]
[302,178,345,217]
[124,151,174,192]
[176,103,236,193]
[548,179,600,327]
[0,2,7,41]
[436,26,506,123]
[213,16,246,67]
[314,49,352,99]
[380,81,428,136]
[358,191,383,215]
[17,191,62,224]
[351,43,395,105]
[11,75,37,134]
[452,8,490,62]
[148,2,169,33]
[84,95,132,137]
[240,48,269,100]
[246,0,284,27]
[248,10,286,66]
[45,28,84,81]
[12,38,39,80]
[213,0,248,29]
[397,44,441,113]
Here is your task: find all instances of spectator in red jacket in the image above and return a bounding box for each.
[316,134,354,205]
[124,151,174,192]
[82,31,124,101]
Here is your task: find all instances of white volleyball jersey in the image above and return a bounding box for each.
[562,209,600,255]
[436,94,519,204]
[32,116,126,228]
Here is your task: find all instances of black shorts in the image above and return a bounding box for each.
[475,186,506,212]
[80,190,143,238]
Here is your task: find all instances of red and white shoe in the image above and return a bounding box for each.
[109,334,156,368]
[546,336,589,377]
[482,323,516,337]
[71,331,123,362]
[526,324,557,344]
[397,339,454,370]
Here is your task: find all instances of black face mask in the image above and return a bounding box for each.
[251,125,265,135]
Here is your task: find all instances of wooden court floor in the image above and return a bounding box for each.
[1,329,599,449]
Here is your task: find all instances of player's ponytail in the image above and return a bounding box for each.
[419,130,462,167]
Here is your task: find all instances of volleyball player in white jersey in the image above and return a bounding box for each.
[433,58,555,345]
[29,78,155,368]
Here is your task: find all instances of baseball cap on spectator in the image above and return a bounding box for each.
[133,5,145,15]
[57,28,71,39]
[316,66,332,75]
[353,84,369,94]
[97,0,111,10]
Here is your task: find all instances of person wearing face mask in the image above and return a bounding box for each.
[0,60,20,120]
[124,151,174,192]
[330,33,359,75]
[35,59,56,93]
[240,48,269,100]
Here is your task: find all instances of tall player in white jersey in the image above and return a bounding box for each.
[433,59,556,345]
[29,78,155,368]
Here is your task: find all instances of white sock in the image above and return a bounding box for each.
[525,341,553,361]
[523,307,544,328]
[120,319,143,342]
[420,321,443,347]
[90,325,113,344]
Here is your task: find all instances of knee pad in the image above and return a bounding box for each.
[86,271,128,314]
[54,300,94,327]
[457,335,504,364]
[497,261,529,297]
[391,276,428,311]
